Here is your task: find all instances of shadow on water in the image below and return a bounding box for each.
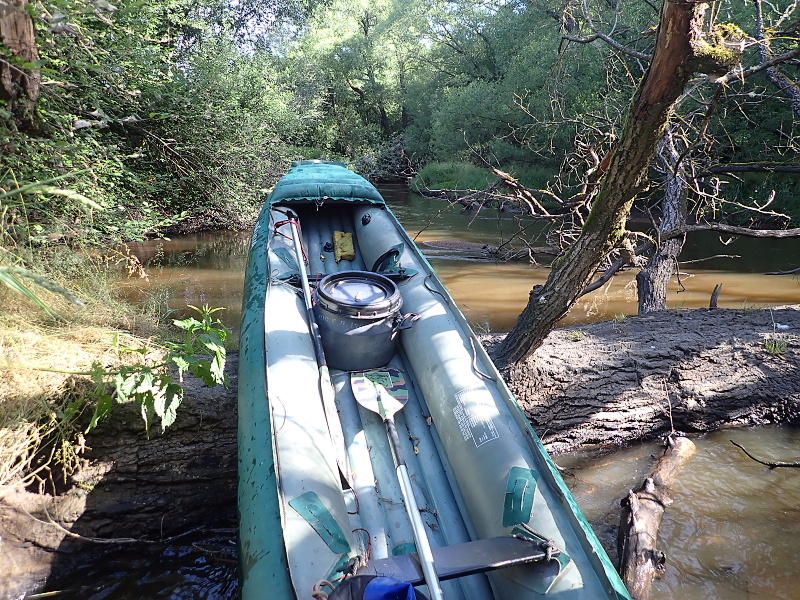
[42,528,238,599]
[40,361,241,599]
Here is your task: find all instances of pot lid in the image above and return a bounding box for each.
[327,279,388,305]
[316,271,401,317]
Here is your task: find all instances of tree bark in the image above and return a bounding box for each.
[0,0,40,127]
[485,307,800,454]
[637,130,688,313]
[617,435,696,600]
[494,0,709,366]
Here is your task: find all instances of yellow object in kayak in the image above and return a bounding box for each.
[333,231,355,262]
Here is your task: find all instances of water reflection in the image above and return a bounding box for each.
[556,426,800,600]
[120,231,251,342]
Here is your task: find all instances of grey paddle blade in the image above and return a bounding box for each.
[350,368,408,421]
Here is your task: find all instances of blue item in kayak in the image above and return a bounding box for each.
[328,575,428,600]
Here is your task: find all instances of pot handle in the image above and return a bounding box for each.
[394,312,419,332]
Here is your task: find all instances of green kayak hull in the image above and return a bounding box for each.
[238,161,631,600]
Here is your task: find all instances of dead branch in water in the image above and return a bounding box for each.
[617,435,696,600]
[730,440,800,469]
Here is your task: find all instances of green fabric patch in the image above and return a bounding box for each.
[503,466,539,527]
[392,542,417,556]
[289,491,351,554]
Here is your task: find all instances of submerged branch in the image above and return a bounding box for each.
[664,223,800,239]
[730,440,800,468]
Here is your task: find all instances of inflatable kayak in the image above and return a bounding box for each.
[238,160,630,600]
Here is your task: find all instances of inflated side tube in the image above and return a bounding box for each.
[352,206,617,599]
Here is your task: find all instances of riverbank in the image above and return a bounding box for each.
[1,306,799,596]
[487,306,800,454]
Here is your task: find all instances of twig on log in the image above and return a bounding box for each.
[617,435,696,600]
[730,440,800,469]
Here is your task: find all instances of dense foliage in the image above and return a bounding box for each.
[2,0,799,249]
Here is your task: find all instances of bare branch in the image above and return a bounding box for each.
[564,0,652,61]
[752,0,800,117]
[663,223,800,239]
[731,440,800,469]
[700,163,800,175]
[714,46,800,85]
[765,266,800,275]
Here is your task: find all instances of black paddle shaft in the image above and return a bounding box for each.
[385,416,407,468]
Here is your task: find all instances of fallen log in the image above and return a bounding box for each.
[617,435,696,600]
[0,358,239,598]
[495,307,800,454]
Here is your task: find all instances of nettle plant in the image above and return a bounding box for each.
[86,305,229,433]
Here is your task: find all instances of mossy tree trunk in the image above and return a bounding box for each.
[0,0,41,130]
[493,0,712,366]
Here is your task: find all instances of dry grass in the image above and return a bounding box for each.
[0,277,166,490]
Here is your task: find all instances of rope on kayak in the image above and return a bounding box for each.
[423,274,449,304]
[352,528,372,562]
[274,218,308,263]
[469,337,495,381]
[311,579,335,599]
[347,487,361,515]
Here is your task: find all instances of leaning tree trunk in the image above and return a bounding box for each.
[494,0,717,366]
[636,129,688,313]
[0,0,41,129]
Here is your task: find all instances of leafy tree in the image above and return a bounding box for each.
[1,0,321,250]
[284,0,428,156]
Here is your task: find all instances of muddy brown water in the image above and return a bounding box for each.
[122,187,800,340]
[107,187,800,598]
[557,426,800,600]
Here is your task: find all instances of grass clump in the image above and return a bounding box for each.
[0,251,228,492]
[413,162,496,191]
[762,336,787,356]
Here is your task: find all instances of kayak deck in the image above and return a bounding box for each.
[239,161,630,600]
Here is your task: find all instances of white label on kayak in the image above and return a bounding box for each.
[453,387,500,448]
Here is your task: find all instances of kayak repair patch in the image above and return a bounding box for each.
[289,490,351,554]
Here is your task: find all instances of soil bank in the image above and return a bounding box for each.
[2,306,799,597]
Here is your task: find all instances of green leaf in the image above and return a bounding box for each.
[172,317,200,331]
[156,382,183,430]
[170,354,191,375]
[35,185,104,211]
[198,331,224,354]
[88,393,114,431]
[0,269,59,318]
[135,369,156,395]
[138,391,156,432]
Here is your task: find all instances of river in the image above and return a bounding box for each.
[106,186,800,599]
[122,186,800,339]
